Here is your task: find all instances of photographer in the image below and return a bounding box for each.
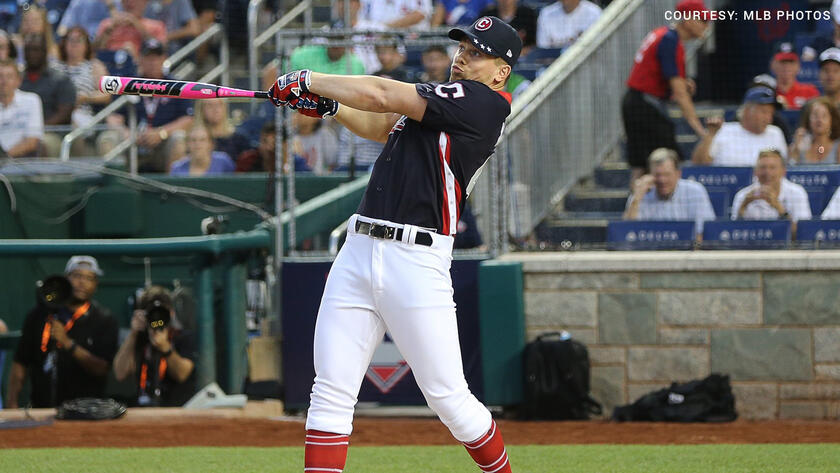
[5,256,119,409]
[113,286,196,407]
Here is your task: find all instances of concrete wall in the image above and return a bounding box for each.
[501,251,840,420]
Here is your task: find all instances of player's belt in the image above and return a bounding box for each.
[355,221,433,247]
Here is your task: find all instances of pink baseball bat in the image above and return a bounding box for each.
[98,75,270,100]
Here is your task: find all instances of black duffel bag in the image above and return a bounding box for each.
[612,373,737,422]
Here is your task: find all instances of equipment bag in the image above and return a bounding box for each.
[612,373,737,422]
[521,332,603,420]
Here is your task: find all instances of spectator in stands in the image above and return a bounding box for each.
[194,98,248,161]
[359,0,433,30]
[192,0,217,64]
[332,0,383,74]
[58,0,119,41]
[336,126,383,173]
[692,87,788,167]
[288,38,366,76]
[233,62,277,151]
[21,33,75,156]
[536,0,601,50]
[770,42,818,111]
[374,38,412,82]
[481,0,537,51]
[0,318,7,333]
[105,38,193,172]
[236,121,276,173]
[51,26,111,144]
[623,148,715,236]
[431,0,493,27]
[0,58,43,157]
[622,0,709,181]
[292,113,338,175]
[0,29,16,62]
[790,97,840,164]
[95,0,166,60]
[731,149,811,229]
[821,185,840,219]
[15,5,59,59]
[5,256,119,409]
[113,285,196,407]
[819,48,840,110]
[749,73,792,143]
[144,0,200,54]
[418,45,450,83]
[169,124,235,175]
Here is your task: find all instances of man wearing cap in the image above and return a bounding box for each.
[819,48,840,109]
[770,42,818,110]
[94,0,166,59]
[269,16,520,473]
[5,256,118,409]
[104,38,194,172]
[622,0,710,182]
[113,286,196,407]
[692,87,788,167]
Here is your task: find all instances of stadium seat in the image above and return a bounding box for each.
[796,219,840,247]
[787,167,840,215]
[705,188,730,218]
[681,166,754,202]
[779,109,802,133]
[702,220,791,249]
[606,220,695,250]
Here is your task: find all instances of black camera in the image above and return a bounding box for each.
[36,275,73,311]
[144,298,171,330]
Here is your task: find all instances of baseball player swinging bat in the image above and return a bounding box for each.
[98,75,270,100]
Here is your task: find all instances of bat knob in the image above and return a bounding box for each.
[99,76,122,95]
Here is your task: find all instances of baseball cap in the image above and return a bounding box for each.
[64,255,103,276]
[141,38,165,56]
[448,16,522,67]
[819,47,840,67]
[773,42,798,62]
[750,73,777,90]
[743,86,781,108]
[676,0,710,16]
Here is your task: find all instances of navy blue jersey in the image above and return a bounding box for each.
[357,80,511,235]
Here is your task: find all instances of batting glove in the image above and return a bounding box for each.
[291,92,339,119]
[268,69,312,107]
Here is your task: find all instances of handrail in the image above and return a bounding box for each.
[60,95,130,161]
[249,0,312,100]
[329,217,351,255]
[163,22,226,79]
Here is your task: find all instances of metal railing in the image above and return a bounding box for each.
[501,0,695,240]
[248,0,313,109]
[60,23,230,168]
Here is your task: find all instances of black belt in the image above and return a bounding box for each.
[355,221,433,247]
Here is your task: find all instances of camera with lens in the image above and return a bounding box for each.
[36,275,73,311]
[142,297,171,331]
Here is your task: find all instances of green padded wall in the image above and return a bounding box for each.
[478,260,525,406]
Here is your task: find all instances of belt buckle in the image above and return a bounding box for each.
[368,223,395,240]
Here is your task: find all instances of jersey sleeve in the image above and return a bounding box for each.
[416,80,508,140]
[656,30,679,80]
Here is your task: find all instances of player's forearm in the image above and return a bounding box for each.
[334,105,397,143]
[6,362,26,408]
[308,73,421,118]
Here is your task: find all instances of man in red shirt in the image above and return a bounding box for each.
[771,42,819,110]
[621,0,709,182]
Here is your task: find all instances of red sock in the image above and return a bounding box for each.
[304,430,349,472]
[463,420,512,473]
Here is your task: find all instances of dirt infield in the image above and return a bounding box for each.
[1,407,839,448]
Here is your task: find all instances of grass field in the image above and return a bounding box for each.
[1,444,838,472]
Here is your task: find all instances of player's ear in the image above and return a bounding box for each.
[495,62,511,87]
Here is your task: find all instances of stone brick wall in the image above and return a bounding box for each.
[502,251,840,420]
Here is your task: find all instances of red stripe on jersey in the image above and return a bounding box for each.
[496,91,512,104]
[443,135,463,226]
[438,132,452,235]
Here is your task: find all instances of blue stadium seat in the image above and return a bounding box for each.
[702,220,791,249]
[705,188,730,218]
[97,50,137,77]
[779,109,802,133]
[786,167,840,215]
[681,166,754,200]
[797,219,840,247]
[606,220,695,250]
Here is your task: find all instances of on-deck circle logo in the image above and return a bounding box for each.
[475,17,492,31]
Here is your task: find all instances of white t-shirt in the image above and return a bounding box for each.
[359,0,433,30]
[536,0,602,49]
[626,178,716,234]
[294,126,338,175]
[710,122,788,167]
[822,187,840,219]
[731,178,812,221]
[0,90,44,152]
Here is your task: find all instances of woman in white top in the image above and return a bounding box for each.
[790,97,840,165]
[50,26,111,130]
